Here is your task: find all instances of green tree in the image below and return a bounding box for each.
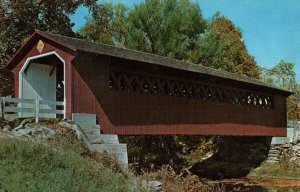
[78,3,128,45]
[79,0,207,60]
[125,0,206,60]
[0,0,99,95]
[191,14,259,78]
[268,60,296,89]
[261,61,299,119]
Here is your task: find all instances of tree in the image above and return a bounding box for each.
[261,61,300,119]
[289,84,300,120]
[191,14,260,78]
[79,0,207,60]
[78,3,128,45]
[0,0,99,95]
[268,60,296,89]
[125,0,206,60]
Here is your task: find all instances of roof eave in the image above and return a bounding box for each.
[35,31,77,52]
[5,31,77,70]
[5,32,38,70]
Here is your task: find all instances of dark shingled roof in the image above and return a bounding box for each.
[9,31,293,94]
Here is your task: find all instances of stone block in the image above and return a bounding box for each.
[72,113,96,127]
[91,134,119,144]
[271,137,289,145]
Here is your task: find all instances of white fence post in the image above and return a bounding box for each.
[35,99,40,123]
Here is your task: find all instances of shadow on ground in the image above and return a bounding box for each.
[191,136,272,180]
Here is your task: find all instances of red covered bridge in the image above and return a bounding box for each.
[6,31,292,136]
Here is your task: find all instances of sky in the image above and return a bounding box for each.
[70,0,300,81]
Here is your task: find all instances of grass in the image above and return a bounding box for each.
[0,138,127,192]
[0,119,149,192]
[249,162,300,178]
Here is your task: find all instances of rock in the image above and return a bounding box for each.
[269,149,280,154]
[20,118,34,126]
[3,124,12,131]
[14,118,35,131]
[13,126,56,141]
[267,160,279,164]
[282,144,292,148]
[142,180,163,192]
[14,125,23,131]
[148,180,163,191]
[24,123,34,129]
[14,128,32,137]
[292,145,300,151]
[59,120,73,128]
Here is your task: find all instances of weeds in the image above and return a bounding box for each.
[143,165,224,192]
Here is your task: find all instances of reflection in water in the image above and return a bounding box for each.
[223,183,300,192]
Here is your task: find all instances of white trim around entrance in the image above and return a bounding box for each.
[19,51,66,119]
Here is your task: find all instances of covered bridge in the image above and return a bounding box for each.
[5,31,292,136]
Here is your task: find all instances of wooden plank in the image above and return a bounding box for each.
[5,107,63,115]
[39,109,64,115]
[40,100,64,106]
[5,97,35,104]
[5,107,35,113]
[35,99,40,123]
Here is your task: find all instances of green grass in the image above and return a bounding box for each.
[0,138,143,192]
[249,162,300,178]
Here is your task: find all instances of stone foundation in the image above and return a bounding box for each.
[267,126,300,165]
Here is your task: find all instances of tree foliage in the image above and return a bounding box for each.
[78,3,127,45]
[260,61,300,119]
[124,0,206,60]
[191,14,260,78]
[79,0,207,60]
[80,5,259,79]
[0,0,99,95]
[268,60,296,89]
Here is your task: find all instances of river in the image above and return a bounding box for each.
[210,177,300,192]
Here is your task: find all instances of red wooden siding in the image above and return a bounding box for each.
[72,54,288,136]
[12,38,75,119]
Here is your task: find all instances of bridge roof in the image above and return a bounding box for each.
[6,31,292,95]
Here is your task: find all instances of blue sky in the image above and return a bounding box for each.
[70,0,300,81]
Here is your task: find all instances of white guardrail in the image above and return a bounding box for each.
[0,97,64,123]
